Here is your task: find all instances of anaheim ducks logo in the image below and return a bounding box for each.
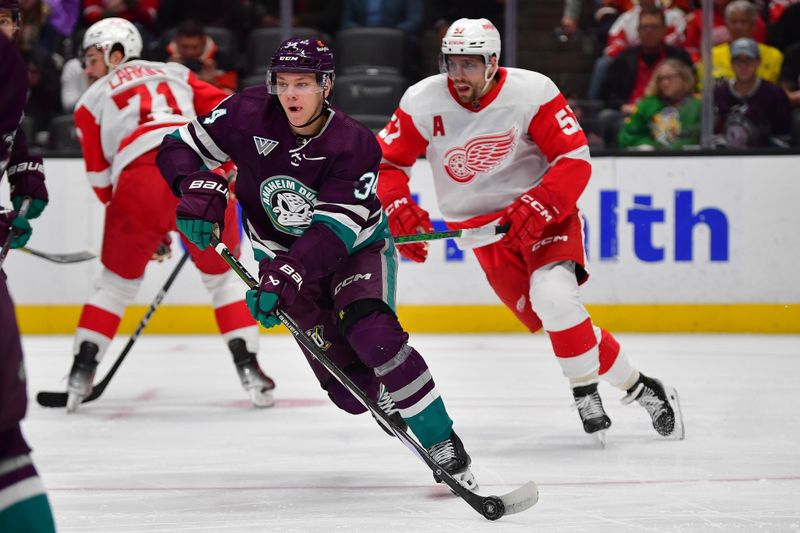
[443,127,518,183]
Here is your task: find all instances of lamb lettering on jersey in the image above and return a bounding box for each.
[109,65,167,90]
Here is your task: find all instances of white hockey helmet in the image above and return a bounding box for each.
[440,18,502,69]
[82,17,143,68]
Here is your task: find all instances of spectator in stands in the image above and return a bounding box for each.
[779,42,800,105]
[683,0,766,63]
[767,2,800,52]
[777,41,800,144]
[252,0,343,36]
[714,38,791,147]
[82,0,158,33]
[703,0,783,85]
[599,6,693,114]
[163,19,237,92]
[604,0,686,58]
[24,46,63,137]
[587,0,686,99]
[157,0,243,33]
[618,58,701,149]
[340,0,422,33]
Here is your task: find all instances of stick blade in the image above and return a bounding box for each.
[498,481,539,516]
[21,247,97,264]
[36,391,68,408]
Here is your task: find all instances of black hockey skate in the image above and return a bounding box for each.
[373,383,408,436]
[622,374,685,440]
[66,341,99,413]
[229,339,275,408]
[573,383,612,446]
[429,430,478,491]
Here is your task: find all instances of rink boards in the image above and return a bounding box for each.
[6,154,799,333]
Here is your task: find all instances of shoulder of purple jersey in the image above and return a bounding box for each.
[331,110,382,159]
[0,34,28,135]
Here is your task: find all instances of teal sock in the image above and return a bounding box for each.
[0,493,56,533]
[404,396,454,448]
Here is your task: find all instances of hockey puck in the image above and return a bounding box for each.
[481,496,505,520]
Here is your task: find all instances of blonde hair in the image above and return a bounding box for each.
[645,59,696,98]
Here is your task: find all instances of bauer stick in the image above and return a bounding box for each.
[36,252,190,408]
[210,233,538,521]
[394,224,509,245]
[0,198,30,269]
[19,246,97,264]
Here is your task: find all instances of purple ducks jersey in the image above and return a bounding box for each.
[0,32,28,176]
[162,87,389,261]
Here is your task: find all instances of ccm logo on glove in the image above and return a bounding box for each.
[519,194,554,223]
[385,197,408,215]
[188,179,228,195]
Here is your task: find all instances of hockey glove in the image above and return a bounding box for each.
[385,196,434,262]
[7,157,48,219]
[246,255,305,329]
[175,171,229,249]
[0,209,33,249]
[151,234,172,262]
[500,189,559,247]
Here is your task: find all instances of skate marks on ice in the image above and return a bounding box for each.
[22,334,800,531]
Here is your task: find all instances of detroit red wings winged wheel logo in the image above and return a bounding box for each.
[443,127,518,183]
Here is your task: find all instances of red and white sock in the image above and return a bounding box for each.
[74,268,141,361]
[201,271,259,352]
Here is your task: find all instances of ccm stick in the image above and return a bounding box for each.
[394,224,509,245]
[36,253,190,408]
[210,234,538,521]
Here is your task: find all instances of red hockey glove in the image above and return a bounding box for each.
[500,189,559,247]
[385,196,434,263]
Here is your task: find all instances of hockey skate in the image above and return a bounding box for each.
[373,383,408,436]
[573,383,612,447]
[66,341,99,413]
[429,430,478,491]
[622,374,685,440]
[229,339,275,408]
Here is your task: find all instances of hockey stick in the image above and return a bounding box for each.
[18,246,97,264]
[210,234,538,521]
[0,198,31,269]
[394,224,509,245]
[36,252,190,408]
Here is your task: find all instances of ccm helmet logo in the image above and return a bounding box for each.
[279,56,298,61]
[188,179,228,195]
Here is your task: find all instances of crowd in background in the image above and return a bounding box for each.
[9,0,800,153]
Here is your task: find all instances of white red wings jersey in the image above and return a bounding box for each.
[73,60,228,201]
[377,67,591,230]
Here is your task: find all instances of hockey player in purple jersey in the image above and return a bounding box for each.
[158,37,479,490]
[0,3,56,531]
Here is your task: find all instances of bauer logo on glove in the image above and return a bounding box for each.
[188,179,228,195]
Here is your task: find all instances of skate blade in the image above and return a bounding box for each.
[592,430,607,448]
[664,386,685,440]
[66,392,85,413]
[249,388,275,408]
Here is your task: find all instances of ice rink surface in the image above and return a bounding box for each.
[20,333,800,532]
